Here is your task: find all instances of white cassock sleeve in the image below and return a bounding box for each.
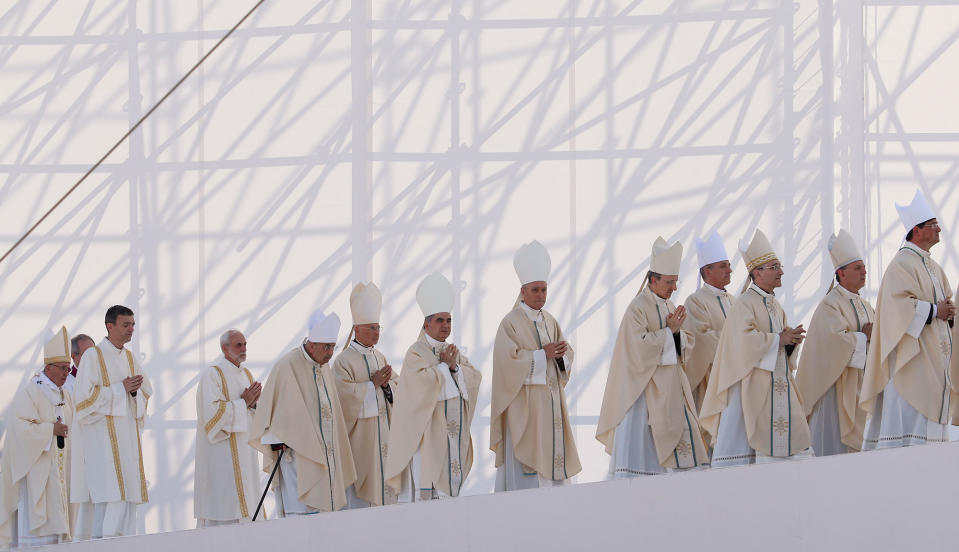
[526,350,548,385]
[224,399,249,433]
[439,363,460,400]
[359,382,379,418]
[906,301,934,339]
[108,383,129,417]
[660,330,678,366]
[849,332,867,370]
[757,336,779,372]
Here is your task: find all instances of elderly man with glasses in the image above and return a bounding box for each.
[0,327,76,547]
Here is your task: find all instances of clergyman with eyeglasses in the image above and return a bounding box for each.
[700,229,814,467]
[860,189,957,450]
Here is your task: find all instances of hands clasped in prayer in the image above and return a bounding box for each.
[439,345,459,371]
[543,341,568,359]
[123,374,144,394]
[241,382,262,408]
[779,325,806,347]
[371,365,393,387]
[935,299,955,321]
[666,306,687,333]
[861,322,873,341]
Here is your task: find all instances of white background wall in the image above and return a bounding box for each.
[1,0,958,535]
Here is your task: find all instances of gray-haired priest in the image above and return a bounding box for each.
[491,240,581,490]
[332,282,404,508]
[384,273,482,501]
[700,230,813,466]
[597,238,709,478]
[683,231,733,414]
[795,230,874,455]
[249,312,356,515]
[194,330,263,525]
[860,190,957,449]
[71,305,152,538]
[0,327,74,547]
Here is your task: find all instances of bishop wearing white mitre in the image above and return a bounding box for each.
[385,273,482,501]
[597,238,709,478]
[491,240,581,490]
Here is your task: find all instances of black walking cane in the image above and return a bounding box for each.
[253,445,285,521]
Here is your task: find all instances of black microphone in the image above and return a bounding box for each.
[131,391,137,397]
[56,416,64,449]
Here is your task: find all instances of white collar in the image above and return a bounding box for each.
[349,340,375,354]
[424,333,445,348]
[300,341,317,364]
[903,243,930,258]
[703,282,728,296]
[519,301,544,321]
[645,287,669,305]
[834,283,861,299]
[213,353,245,371]
[34,371,62,392]
[99,337,126,354]
[749,283,776,298]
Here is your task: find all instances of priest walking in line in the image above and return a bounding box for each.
[384,273,482,501]
[683,231,734,414]
[860,190,956,449]
[795,230,874,455]
[491,240,581,490]
[71,305,152,538]
[597,238,709,478]
[699,230,813,466]
[332,283,403,508]
[194,329,263,525]
[249,312,356,515]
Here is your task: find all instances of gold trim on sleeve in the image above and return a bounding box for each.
[75,385,100,411]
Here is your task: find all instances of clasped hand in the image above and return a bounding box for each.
[779,325,806,346]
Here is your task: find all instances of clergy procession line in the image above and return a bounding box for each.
[3,188,958,547]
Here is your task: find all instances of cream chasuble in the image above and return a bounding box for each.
[860,245,956,449]
[332,342,399,506]
[71,338,151,534]
[491,303,581,485]
[194,355,261,523]
[0,373,74,547]
[248,346,356,513]
[796,285,874,453]
[684,284,732,413]
[384,333,482,499]
[700,285,811,464]
[597,288,708,475]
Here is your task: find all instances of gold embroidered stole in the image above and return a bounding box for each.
[212,365,255,518]
[93,346,149,502]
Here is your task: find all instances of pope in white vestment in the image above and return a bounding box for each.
[71,306,152,539]
[194,330,263,526]
[0,327,75,548]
